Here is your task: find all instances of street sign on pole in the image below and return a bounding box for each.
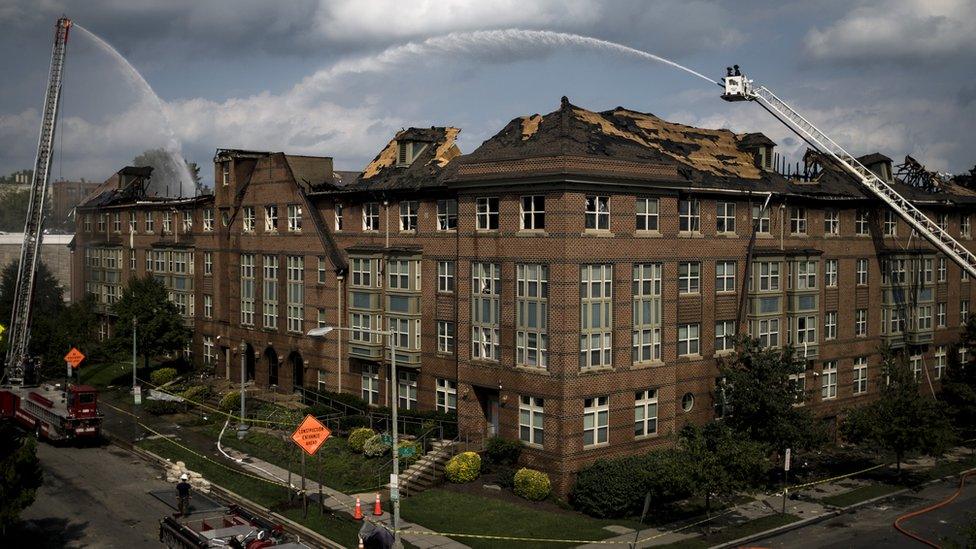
[134,385,142,405]
[784,448,792,471]
[290,414,332,456]
[64,347,85,369]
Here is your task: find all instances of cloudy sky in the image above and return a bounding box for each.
[1,0,974,191]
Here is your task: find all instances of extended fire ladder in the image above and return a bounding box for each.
[721,69,976,279]
[4,17,72,382]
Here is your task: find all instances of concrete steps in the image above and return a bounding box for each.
[388,440,455,497]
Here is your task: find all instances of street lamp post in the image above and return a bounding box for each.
[132,317,138,394]
[308,325,400,548]
[238,341,248,439]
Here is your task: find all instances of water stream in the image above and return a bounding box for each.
[73,24,196,197]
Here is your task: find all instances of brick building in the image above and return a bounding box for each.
[51,178,101,227]
[72,98,976,493]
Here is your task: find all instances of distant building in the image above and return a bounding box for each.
[0,233,73,299]
[51,179,101,226]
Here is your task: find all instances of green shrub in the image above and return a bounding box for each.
[445,451,481,483]
[363,434,391,457]
[143,399,183,415]
[514,468,551,501]
[571,449,690,518]
[495,466,516,489]
[219,391,241,412]
[180,385,212,403]
[348,428,375,452]
[484,437,522,467]
[397,440,422,466]
[150,367,178,386]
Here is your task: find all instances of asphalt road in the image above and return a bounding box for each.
[9,440,179,548]
[763,476,976,548]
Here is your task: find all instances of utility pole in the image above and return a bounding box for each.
[132,317,140,405]
[390,332,401,549]
[238,341,247,439]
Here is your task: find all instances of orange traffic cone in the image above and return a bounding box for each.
[353,497,364,520]
[372,492,383,516]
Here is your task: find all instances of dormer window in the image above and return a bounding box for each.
[758,145,773,170]
[397,141,427,167]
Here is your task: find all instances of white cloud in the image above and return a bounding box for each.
[805,0,976,63]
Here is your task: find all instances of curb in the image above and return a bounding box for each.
[713,466,976,548]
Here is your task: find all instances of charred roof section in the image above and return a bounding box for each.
[342,127,461,193]
[77,165,155,209]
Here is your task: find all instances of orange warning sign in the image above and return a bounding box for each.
[291,414,331,456]
[64,347,85,368]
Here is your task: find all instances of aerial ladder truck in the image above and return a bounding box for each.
[721,66,976,280]
[0,17,102,441]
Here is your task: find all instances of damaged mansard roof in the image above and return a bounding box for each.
[337,126,461,193]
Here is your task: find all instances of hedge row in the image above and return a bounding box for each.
[571,448,691,518]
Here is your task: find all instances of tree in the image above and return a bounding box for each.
[717,338,825,452]
[0,190,31,232]
[842,346,955,473]
[677,422,767,513]
[0,424,43,536]
[940,313,976,434]
[132,149,201,196]
[111,275,190,370]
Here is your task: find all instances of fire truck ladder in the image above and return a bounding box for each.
[4,17,72,382]
[721,69,976,280]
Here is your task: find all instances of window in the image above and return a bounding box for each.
[519,396,544,446]
[263,255,279,329]
[880,210,897,236]
[938,213,949,230]
[317,308,326,328]
[203,209,213,232]
[204,252,213,276]
[757,318,780,348]
[182,210,192,232]
[517,264,549,368]
[824,210,839,235]
[436,199,457,231]
[796,260,817,289]
[286,256,304,333]
[795,315,817,345]
[678,323,701,356]
[678,198,700,233]
[855,309,868,336]
[632,264,662,363]
[203,336,215,366]
[264,205,278,232]
[681,392,695,412]
[334,203,343,231]
[162,211,172,233]
[634,389,658,437]
[351,258,376,288]
[938,257,947,282]
[715,261,736,293]
[717,202,735,233]
[679,262,701,294]
[789,207,807,234]
[317,257,326,284]
[715,320,735,353]
[585,195,610,230]
[960,347,969,365]
[436,379,457,413]
[825,259,838,287]
[476,197,499,230]
[855,210,869,235]
[923,258,934,284]
[95,214,105,233]
[583,396,609,447]
[437,261,455,293]
[521,196,545,230]
[752,204,770,233]
[127,213,137,233]
[910,354,923,381]
[917,304,933,330]
[397,371,417,410]
[963,215,971,238]
[437,321,455,354]
[113,212,121,233]
[821,361,837,400]
[636,198,659,232]
[387,259,411,289]
[361,364,379,405]
[287,205,302,232]
[399,201,418,231]
[221,162,230,186]
[856,259,869,285]
[757,261,780,291]
[853,357,868,395]
[938,302,947,327]
[84,214,92,232]
[363,203,380,231]
[240,254,255,326]
[824,311,837,340]
[130,249,136,271]
[580,264,613,369]
[350,312,379,344]
[243,206,255,232]
[203,294,213,318]
[962,300,970,324]
[789,373,806,405]
[935,346,946,380]
[472,262,501,360]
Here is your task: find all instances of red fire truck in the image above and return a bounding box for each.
[0,382,103,441]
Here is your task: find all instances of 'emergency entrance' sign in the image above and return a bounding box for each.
[291,414,331,456]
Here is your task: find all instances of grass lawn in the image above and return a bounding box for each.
[656,513,799,549]
[400,488,640,549]
[821,483,903,508]
[138,437,367,548]
[199,423,391,494]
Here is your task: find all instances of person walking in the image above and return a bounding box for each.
[176,473,192,517]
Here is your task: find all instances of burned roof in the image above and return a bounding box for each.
[344,127,461,193]
[283,154,335,193]
[857,152,892,167]
[738,132,777,148]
